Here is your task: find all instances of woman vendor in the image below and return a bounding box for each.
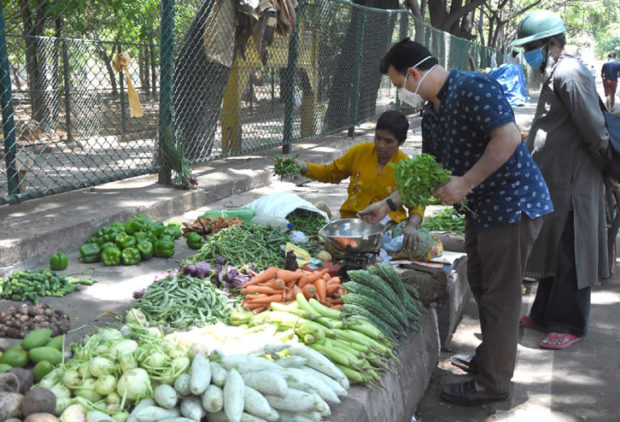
[297,110,424,244]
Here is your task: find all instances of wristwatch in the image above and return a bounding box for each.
[385,197,398,212]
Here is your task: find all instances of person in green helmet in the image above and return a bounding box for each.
[510,10,617,350]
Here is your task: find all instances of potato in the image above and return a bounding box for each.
[22,387,56,417]
[0,392,24,420]
[7,368,34,393]
[0,373,20,393]
[25,413,60,422]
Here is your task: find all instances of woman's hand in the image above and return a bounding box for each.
[295,159,309,175]
[402,214,422,251]
[357,200,390,223]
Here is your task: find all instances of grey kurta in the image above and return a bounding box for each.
[525,55,610,289]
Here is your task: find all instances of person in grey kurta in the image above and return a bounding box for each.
[511,10,611,349]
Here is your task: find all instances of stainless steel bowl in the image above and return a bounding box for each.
[318,218,385,252]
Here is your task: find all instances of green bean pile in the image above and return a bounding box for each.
[183,224,288,270]
[135,274,234,329]
[286,209,327,236]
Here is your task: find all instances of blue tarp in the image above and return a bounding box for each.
[488,63,528,107]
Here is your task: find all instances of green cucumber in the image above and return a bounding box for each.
[0,363,11,373]
[46,335,65,351]
[22,328,53,350]
[33,360,53,381]
[29,346,63,365]
[0,345,28,368]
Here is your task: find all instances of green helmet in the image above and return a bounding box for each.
[510,10,565,47]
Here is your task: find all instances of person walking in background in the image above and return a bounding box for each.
[359,38,552,406]
[602,52,620,111]
[511,11,612,350]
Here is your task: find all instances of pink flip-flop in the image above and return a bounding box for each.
[540,333,582,350]
[519,315,546,332]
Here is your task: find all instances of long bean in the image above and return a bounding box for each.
[135,274,236,329]
[183,224,288,270]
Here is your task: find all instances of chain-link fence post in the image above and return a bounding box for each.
[61,38,73,142]
[283,2,303,154]
[0,4,18,202]
[348,9,366,137]
[158,0,174,184]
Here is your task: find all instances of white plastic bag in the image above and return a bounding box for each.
[244,192,329,223]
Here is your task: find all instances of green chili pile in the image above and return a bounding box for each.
[286,209,327,236]
[390,153,451,209]
[421,208,466,235]
[134,274,235,329]
[183,224,288,270]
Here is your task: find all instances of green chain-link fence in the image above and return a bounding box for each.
[1,0,503,205]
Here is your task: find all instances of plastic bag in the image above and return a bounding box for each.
[389,224,443,261]
[245,192,329,223]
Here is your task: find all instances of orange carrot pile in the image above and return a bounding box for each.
[241,266,346,313]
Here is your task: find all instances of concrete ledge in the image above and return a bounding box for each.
[329,309,440,422]
[436,256,470,348]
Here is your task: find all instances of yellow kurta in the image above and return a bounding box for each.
[305,142,424,223]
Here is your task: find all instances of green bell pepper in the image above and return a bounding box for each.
[163,224,182,240]
[186,232,205,249]
[147,221,166,237]
[121,247,141,265]
[49,253,68,271]
[87,236,99,245]
[97,226,119,242]
[115,233,136,249]
[80,243,101,263]
[133,214,152,224]
[100,242,116,251]
[158,234,174,242]
[102,246,122,266]
[154,239,175,258]
[137,240,154,260]
[124,219,146,235]
[110,222,125,232]
[133,231,149,243]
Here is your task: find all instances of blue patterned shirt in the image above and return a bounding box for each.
[422,70,553,228]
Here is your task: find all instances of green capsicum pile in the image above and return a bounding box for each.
[79,214,181,266]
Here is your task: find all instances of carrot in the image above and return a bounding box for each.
[252,304,268,313]
[327,283,340,296]
[245,293,283,304]
[326,276,341,286]
[302,284,317,299]
[243,267,278,286]
[304,269,329,284]
[292,285,302,297]
[275,269,302,282]
[329,304,343,310]
[327,297,344,305]
[262,279,285,290]
[243,286,282,295]
[297,275,311,288]
[315,278,327,303]
[322,273,331,281]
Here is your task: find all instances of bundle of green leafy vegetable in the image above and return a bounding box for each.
[421,208,466,235]
[273,155,301,180]
[390,153,451,208]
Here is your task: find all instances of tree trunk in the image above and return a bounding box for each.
[173,0,233,160]
[324,0,398,132]
[19,0,50,128]
[51,17,62,128]
[97,42,117,96]
[150,34,157,98]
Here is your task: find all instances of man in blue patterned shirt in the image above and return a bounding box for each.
[359,38,554,405]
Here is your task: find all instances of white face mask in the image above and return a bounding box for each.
[397,56,436,108]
